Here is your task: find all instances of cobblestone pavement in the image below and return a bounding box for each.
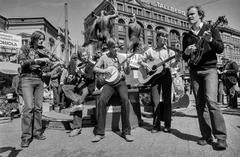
[0,104,240,157]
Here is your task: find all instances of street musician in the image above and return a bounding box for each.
[92,40,134,142]
[61,49,95,137]
[19,31,49,148]
[138,30,180,133]
[182,5,227,150]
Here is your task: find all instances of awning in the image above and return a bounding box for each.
[0,62,20,75]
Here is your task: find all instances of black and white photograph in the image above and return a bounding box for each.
[0,0,240,156]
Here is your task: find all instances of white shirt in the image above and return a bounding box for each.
[190,22,203,35]
[140,45,176,69]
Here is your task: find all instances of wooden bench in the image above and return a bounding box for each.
[92,88,142,131]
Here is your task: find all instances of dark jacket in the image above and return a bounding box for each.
[182,23,224,70]
[222,60,239,86]
[19,45,49,77]
[77,61,95,94]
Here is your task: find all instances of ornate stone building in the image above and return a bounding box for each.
[0,15,74,63]
[84,0,189,49]
[84,0,240,68]
[219,27,240,66]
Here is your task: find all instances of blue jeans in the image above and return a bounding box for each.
[190,68,227,140]
[62,84,89,129]
[21,77,44,140]
[94,80,131,136]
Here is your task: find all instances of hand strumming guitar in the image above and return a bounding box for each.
[202,29,213,42]
[184,44,197,56]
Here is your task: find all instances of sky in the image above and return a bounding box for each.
[0,0,240,45]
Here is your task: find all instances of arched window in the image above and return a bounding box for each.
[118,19,125,32]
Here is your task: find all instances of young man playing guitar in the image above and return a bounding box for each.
[92,40,134,142]
[138,30,180,133]
[182,5,227,150]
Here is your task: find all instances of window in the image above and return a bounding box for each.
[154,13,157,19]
[133,7,137,14]
[146,11,151,18]
[22,39,29,45]
[168,17,171,23]
[162,16,165,22]
[128,6,132,13]
[138,9,142,15]
[118,25,124,32]
[117,3,123,11]
[119,37,125,44]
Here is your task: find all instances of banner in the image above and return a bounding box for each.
[0,32,22,49]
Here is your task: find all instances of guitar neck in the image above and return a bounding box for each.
[118,53,135,68]
[155,55,176,68]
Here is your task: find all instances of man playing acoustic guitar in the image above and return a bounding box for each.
[92,40,134,142]
[182,5,227,150]
[138,30,180,134]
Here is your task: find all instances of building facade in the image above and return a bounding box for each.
[0,15,74,63]
[0,15,7,32]
[218,27,240,66]
[84,0,240,69]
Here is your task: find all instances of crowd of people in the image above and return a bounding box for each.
[15,4,239,151]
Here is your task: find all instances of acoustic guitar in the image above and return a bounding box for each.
[137,54,177,85]
[189,16,228,65]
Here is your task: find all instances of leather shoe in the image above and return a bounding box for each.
[20,139,30,148]
[33,134,46,140]
[151,128,160,133]
[163,127,171,133]
[216,139,227,150]
[122,134,134,142]
[91,135,105,143]
[69,129,81,137]
[197,137,213,146]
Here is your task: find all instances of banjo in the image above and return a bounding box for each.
[96,52,136,87]
[96,46,149,88]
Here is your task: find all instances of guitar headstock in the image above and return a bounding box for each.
[213,16,228,28]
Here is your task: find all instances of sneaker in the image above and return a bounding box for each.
[20,139,30,148]
[197,137,213,146]
[122,134,134,142]
[69,128,81,137]
[216,139,227,150]
[151,128,160,133]
[91,135,105,143]
[33,134,46,140]
[163,127,171,133]
[69,104,84,115]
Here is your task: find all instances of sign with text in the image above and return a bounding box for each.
[156,2,186,16]
[0,32,22,49]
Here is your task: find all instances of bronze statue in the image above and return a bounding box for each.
[128,14,143,53]
[89,5,118,47]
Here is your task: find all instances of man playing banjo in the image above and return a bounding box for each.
[92,39,134,142]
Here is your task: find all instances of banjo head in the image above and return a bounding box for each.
[105,66,120,83]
